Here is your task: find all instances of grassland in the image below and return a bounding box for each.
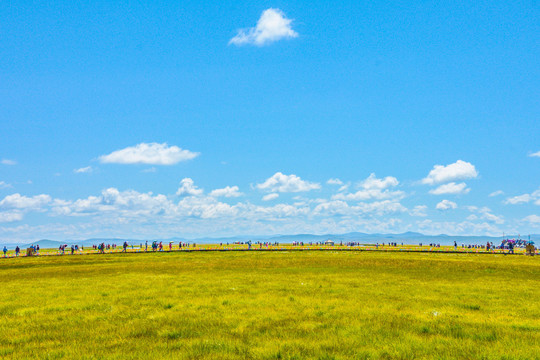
[0,250,539,359]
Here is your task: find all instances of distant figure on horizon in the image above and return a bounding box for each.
[15,246,20,256]
[122,241,128,253]
[454,241,457,251]
[3,246,7,257]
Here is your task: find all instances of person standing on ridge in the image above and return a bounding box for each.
[3,246,7,257]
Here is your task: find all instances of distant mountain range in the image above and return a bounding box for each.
[2,232,537,249]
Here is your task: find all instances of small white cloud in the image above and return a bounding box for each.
[74,166,93,174]
[429,182,470,195]
[176,178,203,197]
[422,160,478,185]
[489,190,504,197]
[257,172,320,193]
[142,167,157,173]
[209,186,243,198]
[0,193,51,210]
[436,200,457,211]
[410,205,428,217]
[360,173,399,190]
[505,194,532,205]
[466,206,504,224]
[262,193,279,201]
[229,8,298,46]
[327,178,343,185]
[529,151,540,158]
[0,181,12,189]
[0,210,23,223]
[338,183,350,192]
[332,174,403,201]
[523,214,540,225]
[99,143,199,165]
[1,159,16,165]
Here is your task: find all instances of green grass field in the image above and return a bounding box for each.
[1,250,539,359]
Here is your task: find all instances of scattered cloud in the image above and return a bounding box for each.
[332,173,404,201]
[257,172,320,193]
[436,200,457,211]
[209,186,243,198]
[142,167,157,173]
[410,205,428,217]
[313,200,407,217]
[489,190,504,197]
[99,143,199,165]
[74,166,93,174]
[327,178,343,185]
[1,159,16,165]
[523,214,540,225]
[429,182,470,195]
[466,206,504,224]
[0,193,51,223]
[0,181,12,189]
[422,160,478,185]
[504,189,540,205]
[529,151,540,158]
[0,193,51,210]
[262,193,279,201]
[360,173,399,190]
[176,178,203,197]
[229,8,298,46]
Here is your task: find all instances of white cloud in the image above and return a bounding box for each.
[256,172,320,193]
[0,193,51,210]
[466,206,504,224]
[489,190,504,197]
[313,200,407,217]
[505,194,532,205]
[410,205,428,217]
[262,193,279,201]
[505,189,540,206]
[142,167,156,173]
[0,193,51,222]
[327,178,343,185]
[436,200,457,211]
[99,143,199,165]
[332,174,403,201]
[209,186,243,198]
[74,166,93,174]
[229,8,298,46]
[429,182,470,195]
[1,159,16,165]
[338,183,350,192]
[523,214,540,225]
[529,151,540,158]
[360,173,399,190]
[416,219,502,236]
[0,211,23,223]
[0,181,12,189]
[176,178,203,197]
[422,160,478,185]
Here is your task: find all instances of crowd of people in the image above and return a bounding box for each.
[1,238,537,258]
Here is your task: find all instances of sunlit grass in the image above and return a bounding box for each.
[0,250,538,359]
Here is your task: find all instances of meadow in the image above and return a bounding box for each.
[0,250,539,359]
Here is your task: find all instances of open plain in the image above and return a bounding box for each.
[0,250,539,359]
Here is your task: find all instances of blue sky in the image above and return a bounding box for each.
[1,1,539,242]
